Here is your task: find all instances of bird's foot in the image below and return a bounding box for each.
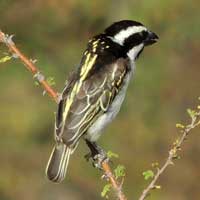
[84,140,109,170]
[93,152,109,169]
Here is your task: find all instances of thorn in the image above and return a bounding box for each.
[43,90,46,96]
[6,34,15,45]
[30,58,37,63]
[33,72,44,82]
[153,185,161,189]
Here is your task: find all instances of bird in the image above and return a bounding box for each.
[46,20,159,183]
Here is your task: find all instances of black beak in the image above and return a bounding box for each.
[144,31,159,46]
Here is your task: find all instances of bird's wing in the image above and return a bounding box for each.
[55,57,130,146]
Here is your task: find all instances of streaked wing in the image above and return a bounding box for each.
[55,58,130,147]
[55,70,78,139]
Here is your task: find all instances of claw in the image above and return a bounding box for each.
[84,139,110,170]
[93,153,109,170]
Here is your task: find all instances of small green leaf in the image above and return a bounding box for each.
[173,139,180,146]
[172,154,180,160]
[142,170,154,180]
[0,55,12,63]
[154,185,161,189]
[34,80,39,86]
[114,165,125,179]
[176,123,185,129]
[101,184,112,198]
[187,109,197,118]
[107,151,119,159]
[46,76,56,86]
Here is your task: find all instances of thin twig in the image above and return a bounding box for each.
[0,30,126,200]
[138,109,200,200]
[0,31,59,103]
[102,161,127,200]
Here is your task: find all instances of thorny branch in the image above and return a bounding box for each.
[0,31,59,103]
[102,162,127,200]
[0,30,127,200]
[138,107,200,200]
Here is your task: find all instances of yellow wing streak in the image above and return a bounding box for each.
[62,83,82,129]
[80,54,98,80]
[62,53,98,133]
[80,53,91,76]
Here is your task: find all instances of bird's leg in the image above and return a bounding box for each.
[85,139,108,169]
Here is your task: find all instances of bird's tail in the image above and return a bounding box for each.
[45,142,72,183]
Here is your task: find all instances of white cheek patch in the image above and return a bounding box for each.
[112,26,147,45]
[127,44,144,61]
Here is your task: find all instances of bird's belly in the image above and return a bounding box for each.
[86,71,132,142]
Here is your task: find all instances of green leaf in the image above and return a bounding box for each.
[114,165,125,179]
[46,76,56,86]
[154,185,161,189]
[101,184,112,198]
[176,123,185,129]
[107,151,119,159]
[142,170,154,180]
[34,80,40,86]
[187,108,197,118]
[0,55,12,63]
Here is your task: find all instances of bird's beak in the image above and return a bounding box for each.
[144,31,159,46]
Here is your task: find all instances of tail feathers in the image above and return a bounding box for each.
[46,143,72,183]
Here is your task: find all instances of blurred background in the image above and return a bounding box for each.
[0,0,200,200]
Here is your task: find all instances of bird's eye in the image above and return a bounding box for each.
[141,31,148,38]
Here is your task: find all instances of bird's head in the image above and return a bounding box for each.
[104,20,159,61]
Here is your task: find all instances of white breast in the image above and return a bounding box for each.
[86,61,135,142]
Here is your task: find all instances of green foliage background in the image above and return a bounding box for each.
[0,0,200,199]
